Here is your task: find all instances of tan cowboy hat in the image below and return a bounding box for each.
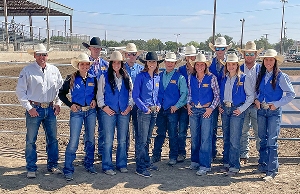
[185,45,198,56]
[122,43,143,56]
[259,49,284,65]
[237,41,264,55]
[108,51,125,61]
[209,37,233,52]
[220,53,244,66]
[189,53,211,67]
[27,43,52,55]
[160,52,183,66]
[71,53,93,70]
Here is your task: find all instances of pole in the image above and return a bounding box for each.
[240,18,245,49]
[280,0,287,54]
[212,0,217,46]
[46,0,50,50]
[64,19,67,38]
[4,0,9,50]
[105,30,107,46]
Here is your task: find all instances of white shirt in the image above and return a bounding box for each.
[16,62,63,111]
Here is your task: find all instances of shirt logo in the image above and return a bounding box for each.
[238,82,244,86]
[202,84,209,87]
[170,80,176,84]
[101,66,106,71]
[156,83,159,87]
[88,83,94,86]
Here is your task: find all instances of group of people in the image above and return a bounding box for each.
[16,36,295,182]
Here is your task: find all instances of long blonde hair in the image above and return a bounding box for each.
[69,71,77,91]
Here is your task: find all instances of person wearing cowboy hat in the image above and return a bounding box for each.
[254,49,295,181]
[186,53,220,175]
[238,41,263,164]
[83,37,109,161]
[16,43,64,179]
[208,36,232,161]
[122,43,144,155]
[176,45,198,163]
[151,52,188,166]
[96,51,134,176]
[58,53,97,181]
[218,53,254,176]
[132,51,163,177]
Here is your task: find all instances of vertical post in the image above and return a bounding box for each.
[4,0,9,50]
[69,16,73,51]
[240,18,245,49]
[64,19,67,37]
[105,30,107,47]
[38,27,41,41]
[212,0,217,46]
[46,0,50,50]
[29,14,33,41]
[280,0,287,54]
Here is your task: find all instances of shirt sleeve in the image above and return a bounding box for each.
[128,77,134,107]
[238,75,255,113]
[58,75,72,108]
[16,67,32,111]
[132,74,149,113]
[210,75,220,110]
[96,74,106,107]
[272,73,295,108]
[174,75,188,109]
[53,68,63,106]
[187,75,192,104]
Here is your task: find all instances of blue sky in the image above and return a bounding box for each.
[6,0,300,45]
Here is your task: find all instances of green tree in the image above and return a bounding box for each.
[186,41,200,48]
[273,38,294,53]
[165,41,178,52]
[147,38,164,51]
[254,37,272,50]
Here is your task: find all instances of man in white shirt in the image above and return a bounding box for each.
[16,44,63,178]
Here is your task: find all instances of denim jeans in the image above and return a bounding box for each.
[257,107,281,176]
[211,108,219,158]
[101,110,130,171]
[240,104,260,158]
[97,107,104,155]
[221,104,245,172]
[63,108,96,175]
[135,109,157,173]
[152,108,179,160]
[126,104,138,153]
[177,107,189,156]
[25,105,59,172]
[189,107,213,170]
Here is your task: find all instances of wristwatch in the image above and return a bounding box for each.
[101,105,106,109]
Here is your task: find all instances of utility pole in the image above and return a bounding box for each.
[64,19,67,38]
[280,0,288,54]
[263,33,269,40]
[240,18,245,49]
[174,33,180,53]
[46,0,50,50]
[4,0,9,50]
[212,0,217,46]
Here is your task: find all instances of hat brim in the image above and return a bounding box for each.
[139,58,164,64]
[71,58,93,70]
[209,42,233,52]
[189,59,211,68]
[27,49,51,56]
[260,55,284,65]
[185,53,198,57]
[238,48,264,55]
[160,59,182,67]
[121,50,144,58]
[220,59,244,66]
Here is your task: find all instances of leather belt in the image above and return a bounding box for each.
[190,102,211,108]
[148,106,158,113]
[224,101,232,107]
[81,106,90,111]
[29,100,53,108]
[260,102,270,109]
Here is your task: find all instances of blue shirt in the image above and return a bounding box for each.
[88,56,108,80]
[125,62,144,84]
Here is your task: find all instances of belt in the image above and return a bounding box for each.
[148,106,158,113]
[29,100,53,108]
[190,102,211,108]
[81,106,90,111]
[260,102,270,109]
[224,101,232,107]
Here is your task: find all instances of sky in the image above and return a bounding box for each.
[4,0,300,45]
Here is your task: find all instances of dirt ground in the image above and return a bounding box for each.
[0,61,299,193]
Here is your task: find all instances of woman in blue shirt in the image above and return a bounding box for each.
[58,53,97,181]
[254,49,295,181]
[97,51,133,176]
[219,53,254,176]
[132,51,163,178]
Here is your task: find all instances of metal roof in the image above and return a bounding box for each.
[0,0,73,16]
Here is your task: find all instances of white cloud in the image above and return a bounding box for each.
[181,10,212,23]
[258,0,281,5]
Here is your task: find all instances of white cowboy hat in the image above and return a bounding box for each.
[259,49,284,65]
[122,42,143,57]
[160,52,183,67]
[185,45,198,56]
[238,41,264,55]
[220,53,244,66]
[71,53,93,70]
[27,43,52,55]
[108,51,125,61]
[189,53,211,67]
[209,37,233,52]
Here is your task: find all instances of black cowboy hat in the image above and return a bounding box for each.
[82,37,102,49]
[139,51,164,64]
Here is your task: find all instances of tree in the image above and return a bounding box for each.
[254,37,272,50]
[165,41,178,52]
[273,38,294,53]
[186,41,200,48]
[147,38,164,51]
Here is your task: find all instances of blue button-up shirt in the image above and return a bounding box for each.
[88,56,108,80]
[125,62,144,84]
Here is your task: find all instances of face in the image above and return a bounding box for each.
[146,61,158,72]
[226,62,238,75]
[195,62,207,73]
[34,52,48,66]
[89,47,101,57]
[165,61,176,72]
[78,62,91,73]
[244,51,257,64]
[126,52,138,63]
[215,47,226,59]
[112,61,121,72]
[185,56,196,65]
[263,57,276,72]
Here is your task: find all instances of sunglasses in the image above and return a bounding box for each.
[215,47,226,51]
[36,53,48,57]
[245,52,255,57]
[127,53,137,56]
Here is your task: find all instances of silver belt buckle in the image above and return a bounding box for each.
[81,106,90,111]
[40,103,49,108]
[195,102,203,108]
[225,102,232,107]
[261,102,269,109]
[150,106,157,113]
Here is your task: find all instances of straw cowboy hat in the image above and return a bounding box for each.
[27,43,51,55]
[139,51,164,64]
[71,53,93,70]
[238,41,264,55]
[160,52,184,66]
[220,53,244,66]
[82,37,102,49]
[185,45,198,56]
[259,49,284,65]
[122,43,143,56]
[209,37,233,52]
[189,53,211,67]
[108,51,125,61]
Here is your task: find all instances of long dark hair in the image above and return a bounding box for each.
[107,61,131,94]
[255,60,280,92]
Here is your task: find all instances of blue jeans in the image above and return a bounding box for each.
[189,107,213,170]
[177,107,189,156]
[257,107,281,176]
[25,105,59,172]
[221,104,245,172]
[211,108,219,158]
[97,107,104,155]
[240,104,259,158]
[152,108,179,160]
[63,108,96,175]
[135,109,157,173]
[126,104,138,153]
[101,110,130,171]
